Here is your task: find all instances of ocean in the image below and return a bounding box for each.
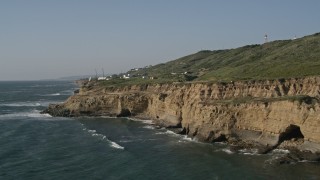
[0,81,319,180]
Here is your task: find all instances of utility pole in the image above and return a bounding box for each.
[94,69,98,79]
[101,68,105,77]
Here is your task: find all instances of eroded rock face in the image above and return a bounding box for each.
[43,77,320,154]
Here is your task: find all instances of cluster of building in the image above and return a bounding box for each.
[89,65,155,81]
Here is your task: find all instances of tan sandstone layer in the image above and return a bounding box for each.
[45,77,320,154]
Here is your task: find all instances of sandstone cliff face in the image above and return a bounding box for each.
[45,77,320,153]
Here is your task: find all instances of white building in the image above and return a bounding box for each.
[98,77,108,80]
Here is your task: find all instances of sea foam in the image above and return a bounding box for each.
[109,141,125,150]
[220,148,234,154]
[238,148,259,155]
[84,128,124,150]
[127,117,154,125]
[271,149,290,154]
[0,102,41,107]
[142,125,155,129]
[0,110,52,119]
[156,130,198,143]
[48,93,61,96]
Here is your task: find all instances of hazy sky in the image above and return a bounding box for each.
[1,0,319,80]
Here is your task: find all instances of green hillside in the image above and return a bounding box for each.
[128,32,320,82]
[97,32,320,87]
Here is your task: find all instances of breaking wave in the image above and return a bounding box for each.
[155,129,196,143]
[83,127,124,150]
[142,125,155,129]
[238,148,260,155]
[155,130,179,136]
[60,90,75,95]
[47,93,61,96]
[109,141,125,149]
[127,117,154,125]
[0,110,52,119]
[271,149,290,154]
[218,148,234,154]
[0,102,42,107]
[40,91,74,96]
[0,101,62,108]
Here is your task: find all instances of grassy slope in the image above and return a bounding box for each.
[130,32,320,82]
[97,32,320,87]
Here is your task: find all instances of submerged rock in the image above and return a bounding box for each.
[268,149,320,164]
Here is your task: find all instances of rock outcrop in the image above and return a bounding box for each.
[44,77,320,160]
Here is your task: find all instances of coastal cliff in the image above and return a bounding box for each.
[44,77,320,161]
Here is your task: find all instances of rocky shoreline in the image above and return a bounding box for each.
[43,77,320,164]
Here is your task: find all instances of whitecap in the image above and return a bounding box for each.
[0,113,24,118]
[39,93,61,96]
[86,128,124,150]
[142,125,155,129]
[92,133,106,140]
[27,112,52,118]
[176,135,195,143]
[127,117,154,124]
[119,140,134,143]
[181,135,194,142]
[140,120,154,124]
[39,101,63,107]
[155,130,178,136]
[109,140,125,150]
[221,148,234,154]
[49,93,61,96]
[0,102,42,107]
[298,160,318,163]
[238,148,259,155]
[214,142,227,145]
[60,90,75,95]
[271,149,290,154]
[0,110,52,119]
[155,130,199,144]
[88,130,96,133]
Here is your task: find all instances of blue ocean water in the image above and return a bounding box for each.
[0,81,319,180]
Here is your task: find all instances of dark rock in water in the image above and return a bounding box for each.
[268,148,320,165]
[257,145,276,154]
[74,89,80,94]
[41,104,72,117]
[167,127,185,134]
[288,149,320,162]
[303,152,320,162]
[227,138,320,164]
[227,139,269,154]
